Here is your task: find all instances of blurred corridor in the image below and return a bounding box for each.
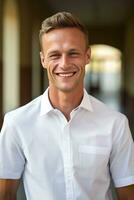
[0,0,134,199]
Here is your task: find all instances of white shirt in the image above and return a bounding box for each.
[0,89,134,200]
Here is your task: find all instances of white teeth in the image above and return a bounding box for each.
[58,73,74,77]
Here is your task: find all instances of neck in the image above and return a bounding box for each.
[48,87,84,121]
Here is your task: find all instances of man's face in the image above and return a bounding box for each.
[40,27,90,93]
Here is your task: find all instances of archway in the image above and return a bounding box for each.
[85,44,122,111]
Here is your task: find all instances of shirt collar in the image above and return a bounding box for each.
[40,88,93,116]
[78,89,93,112]
[40,88,54,116]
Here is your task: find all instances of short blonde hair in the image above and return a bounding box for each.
[39,12,89,49]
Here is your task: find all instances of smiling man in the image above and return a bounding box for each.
[0,12,134,200]
[40,27,90,120]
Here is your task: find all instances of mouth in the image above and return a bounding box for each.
[55,72,77,77]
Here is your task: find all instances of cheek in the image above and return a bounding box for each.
[46,59,58,67]
[78,60,86,70]
[46,62,56,76]
[76,56,87,66]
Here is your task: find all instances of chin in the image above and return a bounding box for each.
[56,84,79,93]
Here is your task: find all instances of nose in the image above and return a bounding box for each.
[60,55,70,70]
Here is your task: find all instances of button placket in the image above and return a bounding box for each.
[62,123,74,200]
[55,109,74,200]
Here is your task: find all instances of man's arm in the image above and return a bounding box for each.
[116,185,134,200]
[0,179,20,200]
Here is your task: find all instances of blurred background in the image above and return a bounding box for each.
[0,0,134,199]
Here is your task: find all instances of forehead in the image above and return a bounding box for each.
[41,28,87,52]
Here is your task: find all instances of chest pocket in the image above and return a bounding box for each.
[78,145,110,178]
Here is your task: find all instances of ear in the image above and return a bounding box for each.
[40,51,47,69]
[86,47,91,65]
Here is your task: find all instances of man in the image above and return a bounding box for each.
[0,12,134,200]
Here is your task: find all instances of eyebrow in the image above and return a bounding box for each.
[69,48,79,51]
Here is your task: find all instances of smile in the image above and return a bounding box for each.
[56,72,76,77]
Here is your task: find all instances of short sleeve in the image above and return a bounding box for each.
[110,115,134,187]
[0,114,25,179]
